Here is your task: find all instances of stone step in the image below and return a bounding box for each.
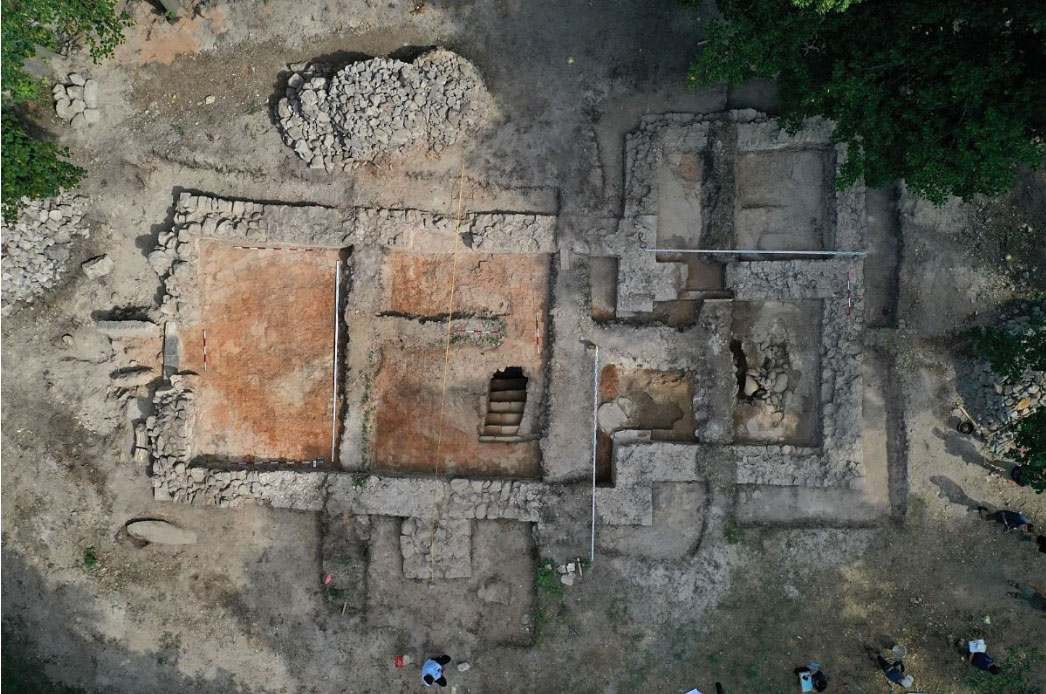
[488,401,525,414]
[484,412,524,426]
[489,389,527,402]
[482,424,520,437]
[490,377,528,391]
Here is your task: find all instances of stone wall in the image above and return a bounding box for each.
[727,259,865,488]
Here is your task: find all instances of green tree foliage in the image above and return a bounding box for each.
[689,1,1046,203]
[1,0,130,102]
[1,0,129,221]
[1,108,84,223]
[792,0,861,13]
[1015,409,1046,494]
[968,315,1046,382]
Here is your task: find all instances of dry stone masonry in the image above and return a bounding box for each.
[52,72,101,128]
[136,107,880,591]
[275,49,491,170]
[1,194,89,312]
[579,111,868,499]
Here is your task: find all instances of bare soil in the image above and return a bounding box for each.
[193,242,340,462]
[3,1,1045,693]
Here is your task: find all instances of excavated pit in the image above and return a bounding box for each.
[186,241,345,464]
[370,252,550,479]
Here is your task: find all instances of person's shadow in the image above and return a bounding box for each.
[933,426,988,467]
[929,475,984,509]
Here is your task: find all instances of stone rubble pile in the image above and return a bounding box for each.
[965,307,1046,453]
[275,49,491,170]
[740,342,794,423]
[555,559,584,587]
[52,72,101,127]
[1,194,89,311]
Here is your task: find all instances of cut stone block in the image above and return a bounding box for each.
[96,320,161,339]
[125,519,197,544]
[81,255,113,279]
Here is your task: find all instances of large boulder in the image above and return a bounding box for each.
[125,519,197,545]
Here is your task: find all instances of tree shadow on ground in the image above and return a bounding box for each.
[1,550,265,694]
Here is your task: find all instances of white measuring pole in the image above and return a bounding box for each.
[644,248,866,257]
[590,344,600,563]
[330,260,342,465]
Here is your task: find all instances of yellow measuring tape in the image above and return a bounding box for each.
[427,163,467,581]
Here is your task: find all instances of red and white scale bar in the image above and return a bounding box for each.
[534,313,543,347]
[202,328,208,371]
[845,270,853,316]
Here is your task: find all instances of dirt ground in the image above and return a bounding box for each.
[3,1,1046,693]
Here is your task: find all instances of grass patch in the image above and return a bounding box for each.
[535,559,564,599]
[607,596,629,632]
[724,521,744,544]
[533,559,566,640]
[962,647,1042,694]
[82,546,99,570]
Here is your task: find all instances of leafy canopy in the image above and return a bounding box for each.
[1,0,128,221]
[689,1,1046,203]
[792,0,862,13]
[1,0,130,102]
[1015,409,1046,494]
[1,108,85,223]
[968,315,1046,382]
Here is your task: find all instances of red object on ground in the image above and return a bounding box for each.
[323,573,333,585]
[394,656,405,669]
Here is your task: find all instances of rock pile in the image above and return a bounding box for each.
[53,73,101,127]
[963,307,1046,449]
[1,194,89,311]
[555,560,584,586]
[275,49,491,170]
[740,342,794,422]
